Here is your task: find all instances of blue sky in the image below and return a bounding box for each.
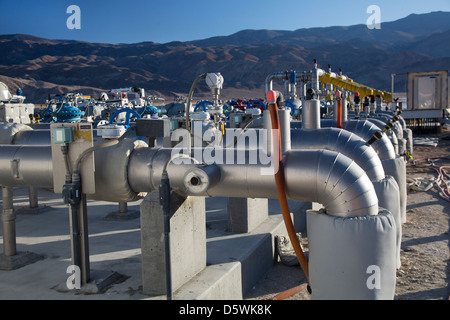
[1,0,449,44]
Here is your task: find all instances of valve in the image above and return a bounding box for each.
[354,92,361,105]
[108,108,142,129]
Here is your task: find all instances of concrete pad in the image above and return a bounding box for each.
[0,187,311,300]
[0,251,44,270]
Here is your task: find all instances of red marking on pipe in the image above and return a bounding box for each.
[336,90,342,128]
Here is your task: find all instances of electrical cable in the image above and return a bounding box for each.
[185,73,207,133]
[73,139,119,177]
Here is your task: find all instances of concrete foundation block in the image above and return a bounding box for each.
[227,198,268,233]
[293,202,322,235]
[140,191,206,296]
[176,262,243,300]
[0,251,44,270]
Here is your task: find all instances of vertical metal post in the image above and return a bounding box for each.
[79,194,90,284]
[28,186,38,209]
[68,193,90,285]
[1,187,16,257]
[119,202,127,214]
[391,73,395,98]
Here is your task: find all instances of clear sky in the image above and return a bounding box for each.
[1,0,449,44]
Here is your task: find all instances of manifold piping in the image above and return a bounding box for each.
[265,71,289,94]
[0,145,379,217]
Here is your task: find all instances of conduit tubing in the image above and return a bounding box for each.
[267,90,309,283]
[185,73,207,133]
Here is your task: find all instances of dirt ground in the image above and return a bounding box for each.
[245,129,450,301]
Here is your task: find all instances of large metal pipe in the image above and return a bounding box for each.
[0,143,379,217]
[339,120,396,160]
[2,187,16,256]
[1,120,396,163]
[265,71,289,94]
[0,145,53,188]
[290,128,385,181]
[128,147,379,217]
[1,120,393,179]
[302,99,321,130]
[12,129,52,145]
[337,95,401,154]
[0,123,32,144]
[364,117,400,155]
[278,109,291,153]
[291,117,396,161]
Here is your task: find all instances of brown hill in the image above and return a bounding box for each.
[0,11,449,103]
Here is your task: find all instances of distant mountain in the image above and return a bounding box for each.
[0,11,449,103]
[189,11,450,48]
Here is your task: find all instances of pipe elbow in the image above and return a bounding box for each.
[327,128,385,181]
[344,120,396,160]
[290,128,385,181]
[266,90,284,108]
[317,151,379,217]
[284,150,379,218]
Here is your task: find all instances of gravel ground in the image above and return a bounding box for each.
[245,130,450,301]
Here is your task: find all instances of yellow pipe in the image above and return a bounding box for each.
[319,73,392,101]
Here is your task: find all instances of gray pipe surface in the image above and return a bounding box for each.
[128,147,379,217]
[0,142,380,217]
[342,120,396,160]
[265,72,288,94]
[290,128,385,181]
[302,99,321,130]
[12,129,51,145]
[2,120,396,164]
[0,145,53,188]
[291,119,396,161]
[1,187,16,256]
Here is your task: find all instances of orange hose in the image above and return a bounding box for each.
[267,92,309,284]
[270,284,308,300]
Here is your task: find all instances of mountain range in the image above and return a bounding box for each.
[0,11,449,104]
